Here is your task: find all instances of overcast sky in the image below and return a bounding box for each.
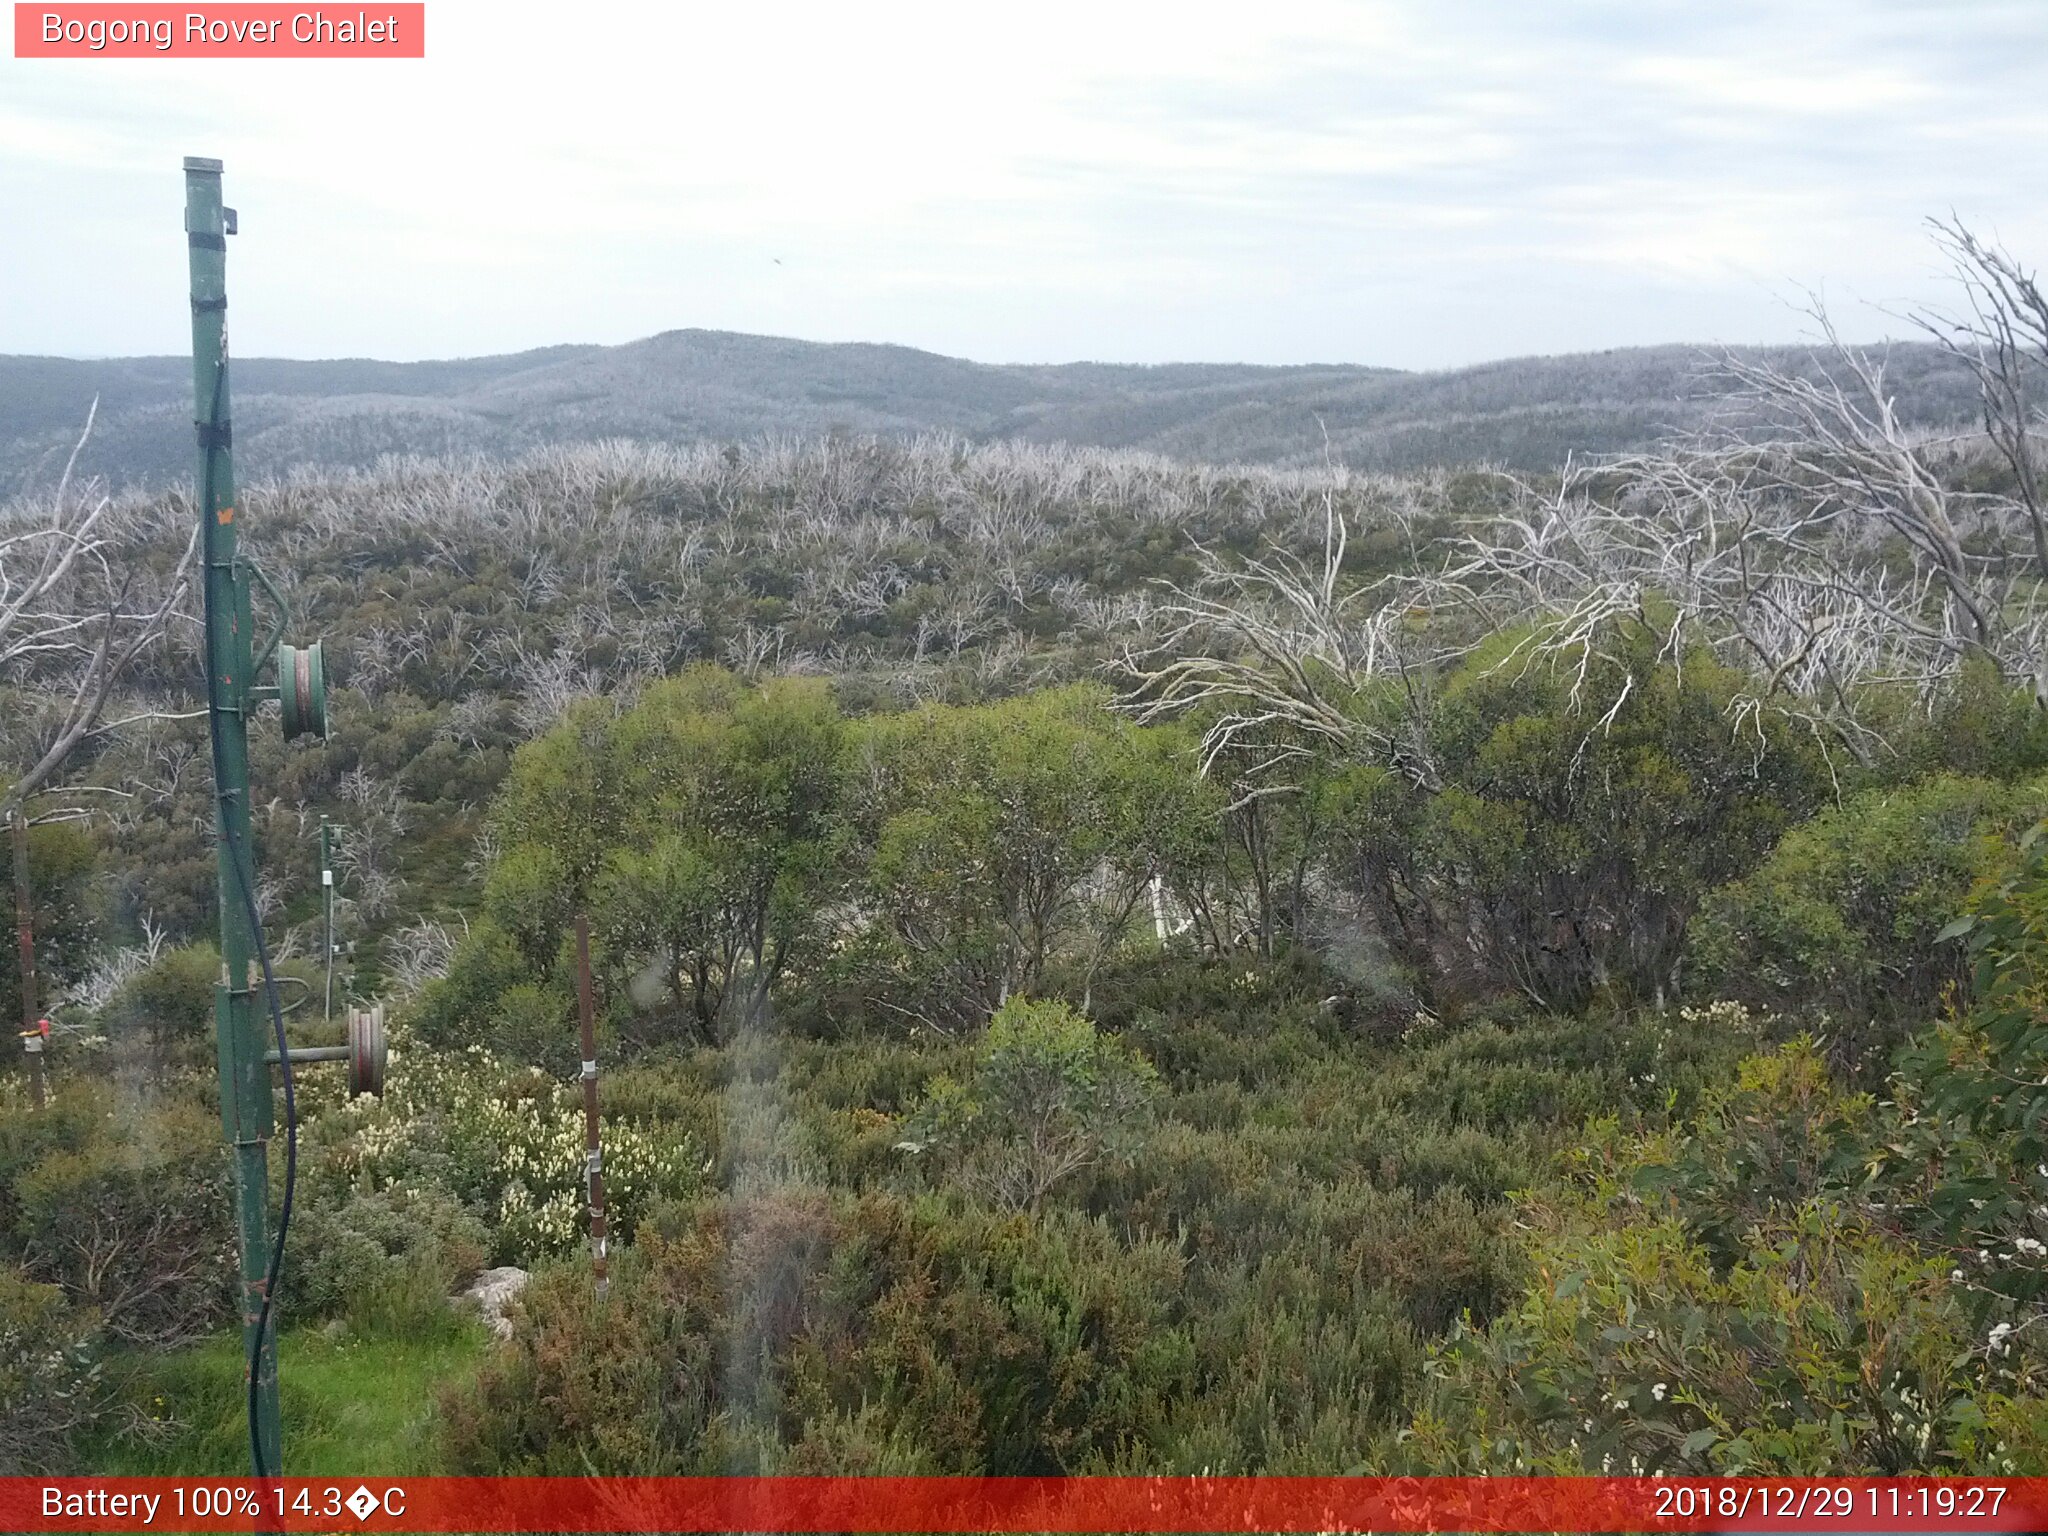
[4,0,2045,370]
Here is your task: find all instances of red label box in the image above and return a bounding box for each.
[14,3,425,56]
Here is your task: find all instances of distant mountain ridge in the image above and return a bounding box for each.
[0,328,1983,491]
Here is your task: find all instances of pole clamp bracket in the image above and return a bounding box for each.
[194,420,233,451]
[190,295,228,313]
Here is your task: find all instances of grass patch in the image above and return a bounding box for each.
[93,1324,490,1476]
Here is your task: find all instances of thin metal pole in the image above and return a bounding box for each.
[186,154,281,1475]
[12,815,45,1109]
[320,816,333,1024]
[574,914,608,1302]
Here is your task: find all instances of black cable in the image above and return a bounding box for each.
[198,356,298,1479]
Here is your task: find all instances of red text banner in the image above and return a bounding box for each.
[14,4,424,57]
[3,1477,2045,1533]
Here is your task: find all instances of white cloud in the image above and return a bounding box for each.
[1,0,2044,367]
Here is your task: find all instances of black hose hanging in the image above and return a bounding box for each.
[197,358,298,1479]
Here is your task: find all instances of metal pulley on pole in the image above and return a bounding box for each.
[280,642,327,740]
[260,1004,385,1097]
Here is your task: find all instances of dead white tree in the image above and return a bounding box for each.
[1117,221,2047,801]
[1,404,198,822]
[1424,224,2048,763]
[1117,484,1441,795]
[1916,216,2048,580]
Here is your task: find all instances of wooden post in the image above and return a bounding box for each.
[574,914,609,1301]
[12,814,46,1109]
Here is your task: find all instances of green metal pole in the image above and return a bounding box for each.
[185,155,282,1476]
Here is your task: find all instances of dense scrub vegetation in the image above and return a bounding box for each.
[8,336,2048,1477]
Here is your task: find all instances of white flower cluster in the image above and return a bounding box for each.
[319,1035,700,1263]
[1676,1000,1764,1035]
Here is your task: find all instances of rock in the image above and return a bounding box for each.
[454,1265,529,1341]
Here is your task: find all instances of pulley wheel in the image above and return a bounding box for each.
[279,640,328,741]
[346,1004,386,1098]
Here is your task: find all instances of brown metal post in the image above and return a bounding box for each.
[12,814,45,1109]
[574,914,608,1301]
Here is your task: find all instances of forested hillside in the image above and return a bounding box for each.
[0,331,1982,490]
[6,277,2048,1478]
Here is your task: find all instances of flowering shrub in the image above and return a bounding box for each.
[1409,1046,2014,1473]
[310,1029,704,1265]
[1411,1189,1996,1474]
[1409,1022,2048,1474]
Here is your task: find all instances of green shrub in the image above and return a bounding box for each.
[847,687,1162,1030]
[1885,657,2048,783]
[1410,1044,2012,1473]
[408,919,532,1051]
[898,998,1158,1212]
[98,943,217,1066]
[292,1184,489,1339]
[1413,1195,1995,1474]
[0,1263,103,1474]
[0,1079,110,1253]
[0,819,96,1039]
[443,1186,1198,1475]
[1690,774,2048,1070]
[9,1091,229,1347]
[1883,821,2048,1334]
[1328,628,1830,1011]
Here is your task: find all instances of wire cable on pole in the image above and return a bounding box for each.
[198,358,297,1479]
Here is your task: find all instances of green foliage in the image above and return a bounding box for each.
[1883,657,2048,783]
[443,1186,1199,1475]
[601,670,851,1042]
[409,919,530,1050]
[439,953,1757,1475]
[1329,630,1830,1010]
[850,687,1162,1028]
[1691,775,2048,1066]
[291,1184,489,1340]
[485,699,624,965]
[1884,822,2048,1331]
[0,818,96,1036]
[1414,1196,1996,1473]
[454,676,1193,1049]
[302,1025,702,1265]
[96,942,218,1066]
[0,1262,102,1474]
[900,998,1159,1211]
[481,669,853,1045]
[3,1084,229,1347]
[1412,1041,2014,1474]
